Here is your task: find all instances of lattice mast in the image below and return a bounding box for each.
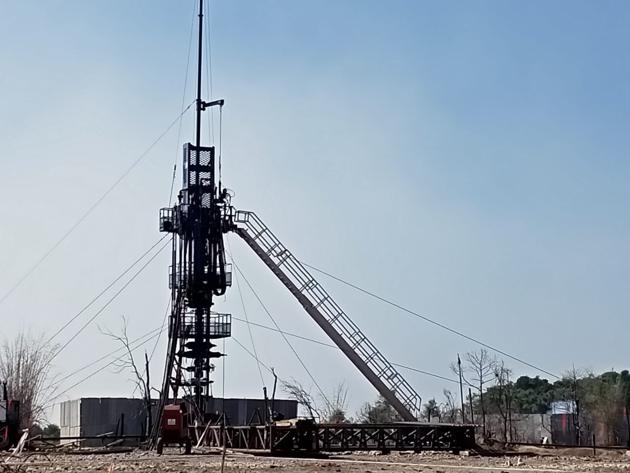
[158,0,231,423]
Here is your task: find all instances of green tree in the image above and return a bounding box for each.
[358,396,402,423]
[422,398,440,422]
[512,375,553,414]
[619,370,630,447]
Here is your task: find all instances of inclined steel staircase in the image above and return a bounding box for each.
[233,210,421,421]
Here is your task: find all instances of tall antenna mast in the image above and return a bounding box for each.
[195,0,203,150]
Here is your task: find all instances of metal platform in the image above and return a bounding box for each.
[206,421,476,454]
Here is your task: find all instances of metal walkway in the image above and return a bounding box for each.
[233,210,422,421]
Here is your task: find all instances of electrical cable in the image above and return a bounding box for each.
[227,239,265,387]
[0,102,194,307]
[49,237,172,364]
[169,1,197,207]
[148,297,172,364]
[233,266,265,387]
[221,337,227,469]
[230,316,467,387]
[231,337,301,395]
[218,104,222,190]
[54,324,165,387]
[232,336,273,375]
[45,235,168,345]
[222,338,226,404]
[230,258,333,411]
[204,0,223,192]
[221,338,227,404]
[43,330,163,411]
[233,316,334,348]
[301,262,560,380]
[204,0,214,144]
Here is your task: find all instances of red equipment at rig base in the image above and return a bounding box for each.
[0,381,20,451]
[156,403,192,455]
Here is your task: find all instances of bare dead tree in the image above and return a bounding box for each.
[0,332,57,429]
[462,348,496,437]
[321,382,349,423]
[492,361,514,442]
[281,378,322,420]
[564,366,585,446]
[100,317,152,437]
[442,389,459,423]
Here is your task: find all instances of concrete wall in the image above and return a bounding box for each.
[80,398,146,438]
[59,397,298,446]
[205,398,298,425]
[552,413,630,446]
[482,412,630,446]
[60,398,146,447]
[59,399,81,440]
[485,413,551,443]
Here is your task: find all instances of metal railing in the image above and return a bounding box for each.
[169,311,232,339]
[168,264,232,290]
[233,210,421,420]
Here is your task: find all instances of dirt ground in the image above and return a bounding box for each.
[2,447,630,473]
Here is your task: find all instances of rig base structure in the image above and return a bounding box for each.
[205,420,476,455]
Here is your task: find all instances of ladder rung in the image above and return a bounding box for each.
[276,250,290,266]
[349,331,363,341]
[253,228,267,240]
[314,295,329,309]
[329,311,343,323]
[299,279,317,292]
[364,350,377,363]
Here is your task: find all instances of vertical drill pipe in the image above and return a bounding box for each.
[196,0,203,151]
[194,0,205,413]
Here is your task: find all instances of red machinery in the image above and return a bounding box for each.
[156,403,191,454]
[0,381,19,451]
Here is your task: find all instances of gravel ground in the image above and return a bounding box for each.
[1,448,629,473]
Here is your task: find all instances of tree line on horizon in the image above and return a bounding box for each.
[2,330,630,447]
[284,348,630,447]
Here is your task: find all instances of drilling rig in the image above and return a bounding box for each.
[152,0,482,455]
[154,0,233,453]
[154,0,425,453]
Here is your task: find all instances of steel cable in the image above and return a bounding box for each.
[302,262,559,379]
[49,237,172,364]
[230,258,333,412]
[0,103,194,307]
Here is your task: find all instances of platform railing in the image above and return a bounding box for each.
[169,312,232,339]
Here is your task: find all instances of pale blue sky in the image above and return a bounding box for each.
[1,1,630,418]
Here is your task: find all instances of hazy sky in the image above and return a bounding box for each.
[2,1,630,421]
